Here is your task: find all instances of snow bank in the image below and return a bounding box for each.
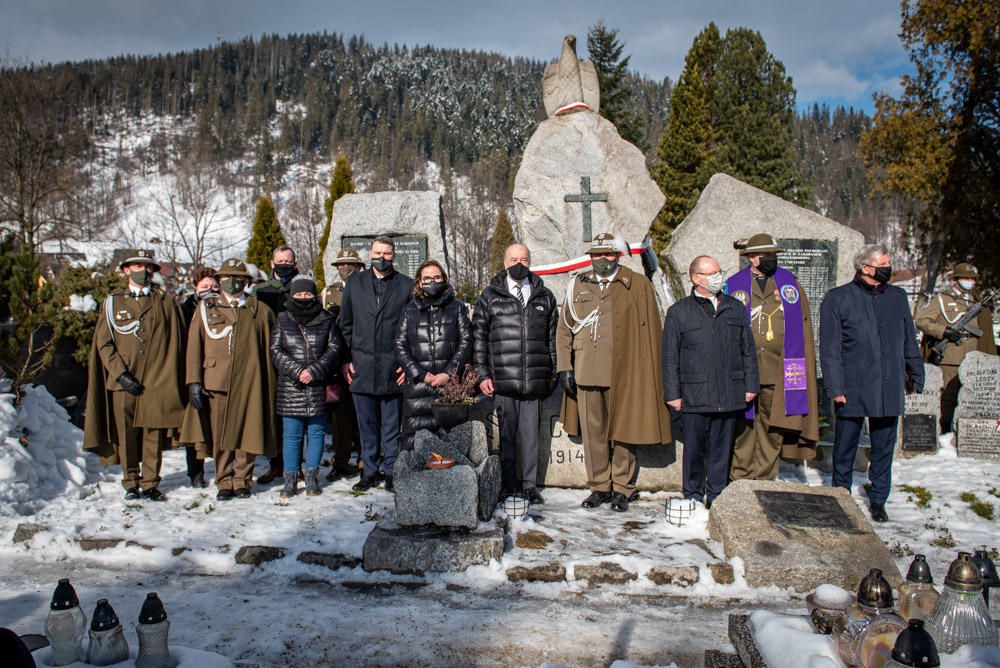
[0,385,107,515]
[65,294,97,312]
[33,644,233,667]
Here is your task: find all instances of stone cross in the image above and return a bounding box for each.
[564,177,608,242]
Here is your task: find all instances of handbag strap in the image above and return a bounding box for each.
[296,323,320,363]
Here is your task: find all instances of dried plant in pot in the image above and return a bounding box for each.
[432,365,480,431]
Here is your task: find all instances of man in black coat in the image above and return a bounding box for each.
[820,244,924,522]
[472,243,558,504]
[662,255,759,508]
[338,235,412,491]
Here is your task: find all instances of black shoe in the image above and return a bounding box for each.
[870,503,889,523]
[141,488,166,502]
[384,476,393,493]
[524,487,544,505]
[352,476,378,492]
[326,466,351,482]
[234,488,251,499]
[581,491,612,508]
[705,499,713,511]
[610,492,629,512]
[124,488,141,500]
[257,468,281,484]
[216,489,235,501]
[628,490,639,503]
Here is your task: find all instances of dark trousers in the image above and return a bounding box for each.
[353,393,401,477]
[497,394,541,490]
[185,446,204,481]
[832,415,899,505]
[682,410,738,504]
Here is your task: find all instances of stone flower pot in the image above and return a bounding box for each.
[432,401,474,431]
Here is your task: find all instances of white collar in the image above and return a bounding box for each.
[129,285,151,297]
[226,293,248,306]
[596,267,620,283]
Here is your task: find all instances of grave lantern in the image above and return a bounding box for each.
[925,552,998,654]
[135,592,175,668]
[86,598,129,665]
[970,548,999,614]
[833,568,906,667]
[44,578,87,666]
[885,619,940,668]
[898,554,940,622]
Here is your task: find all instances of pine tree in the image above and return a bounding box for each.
[246,196,286,270]
[488,210,516,277]
[315,153,356,287]
[587,20,645,148]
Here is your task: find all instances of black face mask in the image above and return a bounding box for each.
[873,265,892,284]
[288,296,321,323]
[507,262,529,282]
[756,255,778,276]
[371,257,393,273]
[337,265,360,281]
[291,297,318,310]
[273,264,297,282]
[130,269,151,287]
[197,289,219,302]
[220,277,245,295]
[422,282,447,298]
[592,257,619,277]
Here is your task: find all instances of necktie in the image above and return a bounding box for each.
[514,282,524,306]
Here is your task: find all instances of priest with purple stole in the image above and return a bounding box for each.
[724,234,819,480]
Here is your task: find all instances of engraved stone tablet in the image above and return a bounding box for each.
[956,417,1000,461]
[954,351,1000,420]
[755,490,855,530]
[901,414,938,452]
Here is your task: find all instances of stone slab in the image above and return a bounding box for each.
[704,650,747,668]
[394,450,479,530]
[728,615,766,668]
[512,110,669,310]
[475,454,501,521]
[296,551,362,571]
[507,562,567,583]
[708,480,902,592]
[955,351,1000,420]
[897,363,942,458]
[321,191,448,279]
[12,523,47,544]
[647,565,699,587]
[362,518,503,574]
[956,418,1000,461]
[574,561,637,584]
[235,545,286,565]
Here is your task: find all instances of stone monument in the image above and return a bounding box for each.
[954,351,1000,461]
[708,480,903,592]
[896,363,943,458]
[320,190,448,277]
[510,36,678,491]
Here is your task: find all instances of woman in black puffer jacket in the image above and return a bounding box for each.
[269,276,340,498]
[393,260,472,447]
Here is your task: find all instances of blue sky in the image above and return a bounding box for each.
[1,0,910,113]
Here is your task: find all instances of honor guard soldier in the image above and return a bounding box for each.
[321,247,365,480]
[556,233,670,513]
[724,233,819,481]
[83,249,186,501]
[915,262,997,433]
[179,259,278,500]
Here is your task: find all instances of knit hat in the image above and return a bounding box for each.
[288,275,317,295]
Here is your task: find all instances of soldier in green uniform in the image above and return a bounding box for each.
[725,234,820,481]
[180,259,278,499]
[915,262,997,433]
[84,249,186,501]
[320,247,364,480]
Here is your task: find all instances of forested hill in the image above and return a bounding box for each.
[41,32,670,199]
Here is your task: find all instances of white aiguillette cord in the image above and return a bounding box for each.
[562,275,600,337]
[103,295,140,343]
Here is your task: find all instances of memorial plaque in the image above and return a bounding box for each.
[755,490,856,531]
[956,417,1000,461]
[342,234,428,278]
[954,352,1000,420]
[901,414,938,452]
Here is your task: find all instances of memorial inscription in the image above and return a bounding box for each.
[901,414,938,452]
[342,234,428,277]
[956,418,1000,462]
[755,490,856,531]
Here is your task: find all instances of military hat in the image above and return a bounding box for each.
[952,262,979,279]
[216,258,252,278]
[118,249,160,272]
[586,232,628,255]
[331,247,365,265]
[738,233,783,255]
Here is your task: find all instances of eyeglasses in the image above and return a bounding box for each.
[420,275,444,284]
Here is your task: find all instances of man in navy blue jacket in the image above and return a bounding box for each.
[820,244,924,522]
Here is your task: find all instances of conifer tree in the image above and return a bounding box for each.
[315,154,356,286]
[488,210,515,277]
[246,196,285,270]
[587,20,645,148]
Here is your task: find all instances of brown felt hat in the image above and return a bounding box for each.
[331,247,365,265]
[216,258,251,278]
[118,249,161,272]
[737,233,783,255]
[952,262,979,279]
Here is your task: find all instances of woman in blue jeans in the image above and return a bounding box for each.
[269,276,341,498]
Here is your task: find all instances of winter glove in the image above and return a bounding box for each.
[558,370,577,399]
[942,326,963,344]
[117,372,144,396]
[187,382,207,411]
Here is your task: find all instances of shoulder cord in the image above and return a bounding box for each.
[199,299,235,353]
[562,275,600,337]
[103,295,140,344]
[938,294,963,325]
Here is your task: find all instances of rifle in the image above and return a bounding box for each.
[930,288,999,363]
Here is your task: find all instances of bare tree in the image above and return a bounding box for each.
[280,183,325,273]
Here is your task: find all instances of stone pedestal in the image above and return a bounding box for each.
[708,480,902,592]
[362,517,504,575]
[954,352,1000,460]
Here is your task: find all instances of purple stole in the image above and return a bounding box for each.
[725,266,809,420]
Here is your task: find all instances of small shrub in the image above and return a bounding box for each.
[960,492,995,520]
[900,484,932,509]
[931,528,956,549]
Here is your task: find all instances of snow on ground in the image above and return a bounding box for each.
[1,385,998,666]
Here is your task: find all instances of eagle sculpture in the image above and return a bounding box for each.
[542,35,601,117]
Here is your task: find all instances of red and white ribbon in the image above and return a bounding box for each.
[554,102,591,115]
[532,241,650,275]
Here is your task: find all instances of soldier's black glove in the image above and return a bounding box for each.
[943,326,963,344]
[117,372,144,396]
[187,382,207,411]
[558,370,577,398]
